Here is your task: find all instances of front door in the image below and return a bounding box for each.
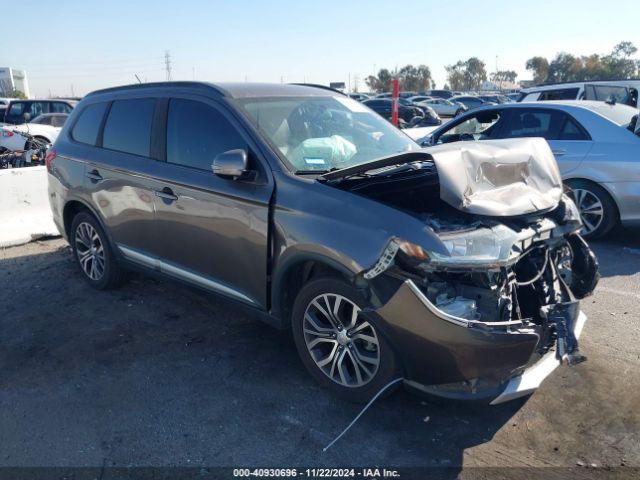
[152,97,273,308]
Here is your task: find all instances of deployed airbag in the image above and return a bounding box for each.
[429,138,563,216]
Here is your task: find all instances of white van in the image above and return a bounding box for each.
[518,80,640,108]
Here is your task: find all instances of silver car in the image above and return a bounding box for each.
[416,98,465,117]
[422,101,640,238]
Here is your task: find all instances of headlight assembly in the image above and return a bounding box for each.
[393,225,521,268]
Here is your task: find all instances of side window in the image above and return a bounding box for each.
[51,102,71,113]
[559,116,589,141]
[52,115,68,128]
[437,111,502,144]
[31,115,52,125]
[8,103,25,116]
[500,109,571,140]
[166,99,248,170]
[102,99,156,157]
[538,88,579,101]
[71,102,109,145]
[27,102,47,118]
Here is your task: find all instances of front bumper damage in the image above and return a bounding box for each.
[361,216,598,404]
[365,279,587,405]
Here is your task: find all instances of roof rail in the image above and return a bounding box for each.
[288,83,346,96]
[86,81,227,98]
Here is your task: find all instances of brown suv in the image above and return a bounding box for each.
[47,82,598,404]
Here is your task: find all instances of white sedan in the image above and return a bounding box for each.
[0,113,68,152]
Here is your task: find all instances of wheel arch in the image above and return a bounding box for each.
[271,253,357,327]
[24,135,51,149]
[564,177,621,221]
[62,199,119,255]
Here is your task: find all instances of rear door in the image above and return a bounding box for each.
[152,96,274,308]
[498,108,593,174]
[79,98,166,263]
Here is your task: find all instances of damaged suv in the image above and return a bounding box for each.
[48,82,599,404]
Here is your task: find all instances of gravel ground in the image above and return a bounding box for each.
[0,228,639,477]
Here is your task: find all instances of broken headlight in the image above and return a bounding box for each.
[430,224,520,267]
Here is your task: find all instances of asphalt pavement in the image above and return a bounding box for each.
[1,227,639,477]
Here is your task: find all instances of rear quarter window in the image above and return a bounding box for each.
[71,102,108,145]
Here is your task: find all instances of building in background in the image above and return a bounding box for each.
[0,68,30,98]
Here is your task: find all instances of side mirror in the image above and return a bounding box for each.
[212,149,249,179]
[420,135,434,147]
[22,112,31,123]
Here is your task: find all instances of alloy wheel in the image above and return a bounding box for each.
[571,188,604,235]
[303,293,380,388]
[75,222,105,281]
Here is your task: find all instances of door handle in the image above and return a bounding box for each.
[552,149,567,157]
[154,187,178,202]
[86,170,103,182]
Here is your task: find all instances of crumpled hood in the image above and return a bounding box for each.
[428,138,563,216]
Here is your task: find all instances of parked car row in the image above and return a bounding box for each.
[0,99,75,163]
[2,98,76,124]
[362,98,442,127]
[0,113,68,154]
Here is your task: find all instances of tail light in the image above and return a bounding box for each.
[45,148,57,172]
[1,130,13,137]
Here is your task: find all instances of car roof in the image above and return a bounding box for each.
[86,81,340,100]
[521,79,640,93]
[473,100,638,125]
[8,98,77,105]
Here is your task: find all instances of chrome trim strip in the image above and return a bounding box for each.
[160,260,255,305]
[489,311,587,405]
[117,244,256,306]
[118,245,160,269]
[404,279,524,328]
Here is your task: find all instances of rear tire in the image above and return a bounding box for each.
[70,211,126,289]
[565,180,618,239]
[291,278,399,403]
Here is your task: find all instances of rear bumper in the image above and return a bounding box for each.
[368,279,586,404]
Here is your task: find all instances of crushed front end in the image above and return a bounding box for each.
[334,139,599,403]
[363,203,598,403]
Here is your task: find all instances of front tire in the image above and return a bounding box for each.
[565,180,618,239]
[70,211,126,289]
[291,278,399,403]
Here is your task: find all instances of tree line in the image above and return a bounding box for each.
[526,41,638,84]
[364,41,638,93]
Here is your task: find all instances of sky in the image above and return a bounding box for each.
[7,0,640,98]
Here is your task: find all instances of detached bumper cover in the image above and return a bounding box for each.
[367,280,540,386]
[490,310,586,405]
[368,279,587,404]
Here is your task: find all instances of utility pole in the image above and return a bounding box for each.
[164,51,172,81]
[70,84,74,97]
[192,67,195,80]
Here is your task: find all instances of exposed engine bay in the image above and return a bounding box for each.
[325,139,599,368]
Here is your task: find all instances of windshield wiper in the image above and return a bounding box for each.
[295,169,329,175]
[295,166,343,175]
[321,151,433,182]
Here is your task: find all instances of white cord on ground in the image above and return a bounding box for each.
[323,377,404,452]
